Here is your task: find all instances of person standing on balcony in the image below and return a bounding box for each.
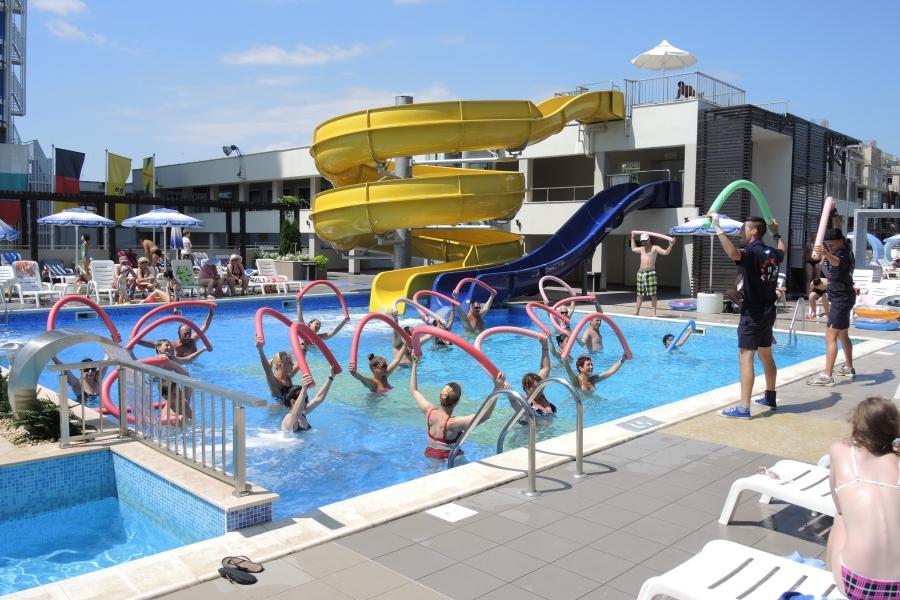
[631,233,675,317]
[709,214,784,418]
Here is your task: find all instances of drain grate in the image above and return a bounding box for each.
[616,415,663,432]
[281,300,297,310]
[75,311,98,320]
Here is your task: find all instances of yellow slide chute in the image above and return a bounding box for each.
[309,91,625,313]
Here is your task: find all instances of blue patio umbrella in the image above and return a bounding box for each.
[670,214,743,293]
[37,207,117,268]
[0,218,18,241]
[845,232,884,266]
[883,234,900,260]
[121,208,204,261]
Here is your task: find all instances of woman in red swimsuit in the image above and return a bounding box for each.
[410,354,507,460]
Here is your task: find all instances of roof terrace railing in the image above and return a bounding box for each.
[624,71,746,115]
[51,357,266,496]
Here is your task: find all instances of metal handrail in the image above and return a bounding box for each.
[529,185,595,203]
[495,377,585,478]
[787,298,805,343]
[50,358,266,496]
[606,169,672,187]
[447,388,541,496]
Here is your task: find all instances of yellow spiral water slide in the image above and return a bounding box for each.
[309,91,625,313]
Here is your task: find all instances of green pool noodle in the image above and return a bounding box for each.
[702,180,773,228]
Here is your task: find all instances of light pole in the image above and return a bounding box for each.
[223,144,246,179]
[838,144,862,230]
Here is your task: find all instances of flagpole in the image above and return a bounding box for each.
[104,149,109,251]
[152,154,157,252]
[50,144,56,251]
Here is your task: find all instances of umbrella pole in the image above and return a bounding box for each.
[74,225,79,274]
[709,236,714,293]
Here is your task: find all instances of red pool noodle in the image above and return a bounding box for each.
[412,289,460,307]
[525,302,571,335]
[392,298,447,325]
[474,326,547,351]
[296,280,350,319]
[254,307,293,345]
[288,321,342,387]
[538,276,575,305]
[47,295,121,344]
[349,312,413,372]
[562,312,632,360]
[410,325,499,379]
[130,300,216,339]
[452,278,497,298]
[126,315,213,352]
[100,356,169,424]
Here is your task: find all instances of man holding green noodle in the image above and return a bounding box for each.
[709,213,785,419]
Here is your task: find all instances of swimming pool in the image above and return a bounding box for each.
[1,295,830,519]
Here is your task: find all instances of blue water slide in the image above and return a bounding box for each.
[431,181,682,308]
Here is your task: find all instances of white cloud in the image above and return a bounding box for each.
[438,34,465,45]
[32,0,86,16]
[46,18,87,40]
[221,43,367,66]
[44,18,139,53]
[256,75,306,87]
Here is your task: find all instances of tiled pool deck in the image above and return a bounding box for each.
[155,339,899,600]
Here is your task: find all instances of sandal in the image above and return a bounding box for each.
[222,555,265,573]
[218,567,257,585]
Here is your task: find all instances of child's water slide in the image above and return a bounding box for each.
[308,92,626,313]
[430,180,682,308]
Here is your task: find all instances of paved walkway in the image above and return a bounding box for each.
[161,342,899,599]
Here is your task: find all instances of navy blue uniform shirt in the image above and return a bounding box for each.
[735,239,784,311]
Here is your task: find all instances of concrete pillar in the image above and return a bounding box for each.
[308,176,322,257]
[272,179,283,202]
[520,158,532,203]
[593,151,607,193]
[392,95,413,269]
[348,248,361,275]
[238,182,249,204]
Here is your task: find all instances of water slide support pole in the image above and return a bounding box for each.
[393,95,413,270]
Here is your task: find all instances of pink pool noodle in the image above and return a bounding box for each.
[296,280,350,319]
[810,196,835,261]
[409,325,499,378]
[349,312,413,373]
[562,312,632,360]
[130,300,216,339]
[632,230,675,244]
[474,326,548,351]
[126,315,213,352]
[48,295,121,344]
[525,302,571,335]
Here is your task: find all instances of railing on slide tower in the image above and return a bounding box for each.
[50,357,266,496]
[624,71,746,116]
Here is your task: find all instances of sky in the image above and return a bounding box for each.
[20,0,900,181]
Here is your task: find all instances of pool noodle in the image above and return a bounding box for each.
[349,312,413,373]
[525,302,571,335]
[296,280,350,319]
[130,300,216,339]
[254,307,293,345]
[702,180,773,228]
[392,298,448,326]
[452,278,497,298]
[126,315,213,352]
[100,356,169,424]
[538,276,575,305]
[474,326,547,351]
[667,319,696,353]
[631,231,675,244]
[810,196,835,261]
[551,295,600,329]
[288,321,342,386]
[412,289,460,308]
[562,312,632,360]
[410,325,499,378]
[47,295,121,343]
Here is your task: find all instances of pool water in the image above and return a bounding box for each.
[1,296,829,519]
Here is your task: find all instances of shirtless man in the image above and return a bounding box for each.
[581,316,603,351]
[453,288,496,334]
[141,238,160,260]
[134,305,215,363]
[631,233,675,317]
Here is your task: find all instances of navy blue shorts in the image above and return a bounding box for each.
[827,301,852,330]
[738,307,776,350]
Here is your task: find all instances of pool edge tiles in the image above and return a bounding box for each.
[6,328,894,599]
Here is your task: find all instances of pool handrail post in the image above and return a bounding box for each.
[233,403,249,496]
[58,372,69,448]
[787,297,805,344]
[117,364,128,438]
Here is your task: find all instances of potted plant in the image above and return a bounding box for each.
[312,254,328,280]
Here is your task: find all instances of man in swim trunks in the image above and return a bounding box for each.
[631,233,675,317]
[709,213,784,418]
[808,228,856,386]
[133,305,215,363]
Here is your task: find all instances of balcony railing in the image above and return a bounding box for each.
[606,169,680,187]
[529,185,594,202]
[624,71,746,115]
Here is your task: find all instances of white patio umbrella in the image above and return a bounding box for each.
[121,208,204,262]
[632,40,697,100]
[883,234,900,260]
[670,214,742,293]
[37,207,116,269]
[0,218,18,241]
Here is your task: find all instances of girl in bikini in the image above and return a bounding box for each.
[521,338,556,419]
[280,367,337,432]
[826,396,900,599]
[255,337,298,402]
[349,352,403,393]
[410,354,506,460]
[564,354,627,392]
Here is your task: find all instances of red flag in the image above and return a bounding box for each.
[55,148,85,193]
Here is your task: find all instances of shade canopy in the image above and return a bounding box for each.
[0,218,18,241]
[121,207,204,228]
[631,40,697,71]
[670,214,742,293]
[883,234,900,258]
[37,207,116,228]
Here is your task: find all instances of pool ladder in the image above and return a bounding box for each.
[787,298,806,344]
[447,377,583,497]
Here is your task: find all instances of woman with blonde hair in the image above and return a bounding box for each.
[255,336,298,402]
[826,396,900,599]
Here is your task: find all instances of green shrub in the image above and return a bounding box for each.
[313,255,328,268]
[11,398,83,443]
[279,218,301,256]
[0,374,10,419]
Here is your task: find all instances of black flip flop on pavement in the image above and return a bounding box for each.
[218,567,257,585]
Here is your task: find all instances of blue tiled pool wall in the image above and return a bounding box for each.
[226,502,272,531]
[0,451,115,522]
[110,453,224,541]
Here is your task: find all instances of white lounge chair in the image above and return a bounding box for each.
[88,260,118,304]
[12,260,61,306]
[852,269,874,297]
[0,265,15,302]
[719,458,834,525]
[878,258,899,279]
[637,539,846,599]
[170,259,203,297]
[254,258,301,293]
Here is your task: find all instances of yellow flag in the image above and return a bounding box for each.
[107,152,131,221]
[141,156,155,196]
